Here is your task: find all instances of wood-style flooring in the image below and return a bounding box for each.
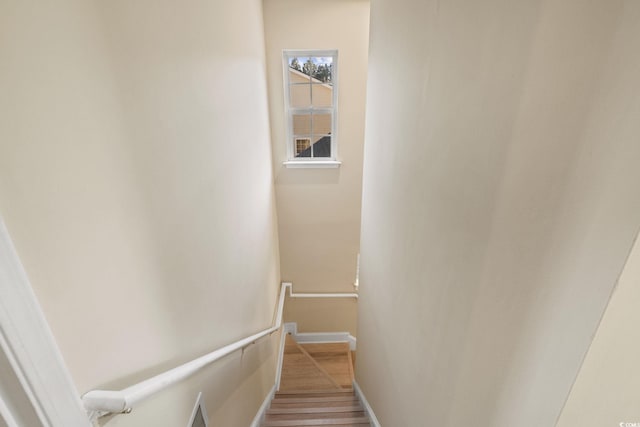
[262,334,370,426]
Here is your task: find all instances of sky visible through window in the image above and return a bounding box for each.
[289,57,333,66]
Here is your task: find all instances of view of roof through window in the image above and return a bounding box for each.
[288,57,334,85]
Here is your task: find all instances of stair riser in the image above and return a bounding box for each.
[270,400,360,409]
[266,411,366,421]
[263,416,370,427]
[268,405,363,415]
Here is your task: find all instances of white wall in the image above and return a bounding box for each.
[0,0,280,425]
[557,230,640,426]
[356,0,640,426]
[263,0,369,335]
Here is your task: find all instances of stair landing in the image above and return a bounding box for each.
[279,335,354,392]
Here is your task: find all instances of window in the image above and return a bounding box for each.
[295,138,311,156]
[283,50,340,167]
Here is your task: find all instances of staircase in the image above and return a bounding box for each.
[261,335,371,426]
[263,390,370,426]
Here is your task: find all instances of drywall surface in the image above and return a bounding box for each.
[557,239,640,422]
[0,0,280,426]
[356,0,640,426]
[101,333,280,427]
[263,0,369,335]
[284,296,358,336]
[554,8,640,425]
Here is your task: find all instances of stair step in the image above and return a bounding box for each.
[267,405,363,415]
[271,399,360,409]
[273,395,357,403]
[280,336,355,392]
[318,425,370,427]
[300,342,351,355]
[266,337,368,427]
[263,416,370,426]
[300,342,354,389]
[280,335,343,392]
[265,411,365,421]
[276,390,354,397]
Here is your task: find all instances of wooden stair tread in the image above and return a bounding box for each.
[276,390,354,397]
[272,395,358,403]
[263,416,370,426]
[322,424,370,427]
[266,411,365,421]
[298,342,354,389]
[300,342,351,354]
[323,424,370,427]
[280,336,344,392]
[271,403,360,410]
[270,399,360,409]
[267,405,363,414]
[265,336,368,427]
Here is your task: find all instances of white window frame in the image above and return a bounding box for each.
[282,49,341,168]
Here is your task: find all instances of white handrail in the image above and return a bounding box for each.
[82,282,291,416]
[286,282,358,299]
[81,282,358,417]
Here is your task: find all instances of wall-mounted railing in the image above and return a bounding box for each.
[286,282,358,299]
[81,282,357,419]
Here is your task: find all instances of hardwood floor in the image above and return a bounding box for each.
[279,335,343,392]
[261,335,370,426]
[299,343,354,390]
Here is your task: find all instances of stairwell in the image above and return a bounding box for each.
[261,335,371,426]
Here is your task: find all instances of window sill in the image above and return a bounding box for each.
[283,160,342,169]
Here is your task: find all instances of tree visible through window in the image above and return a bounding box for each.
[283,50,338,161]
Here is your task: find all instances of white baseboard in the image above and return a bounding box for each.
[286,322,357,351]
[353,380,381,427]
[249,385,276,427]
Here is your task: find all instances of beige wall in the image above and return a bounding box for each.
[284,297,358,336]
[263,0,369,335]
[554,7,640,425]
[0,1,280,426]
[557,231,640,426]
[356,0,640,426]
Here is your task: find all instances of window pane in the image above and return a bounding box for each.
[293,114,311,134]
[300,58,317,79]
[289,70,309,84]
[311,84,333,107]
[293,56,333,83]
[311,135,331,158]
[312,66,332,84]
[295,138,311,157]
[284,51,336,161]
[313,113,332,135]
[311,58,333,84]
[290,84,311,108]
[288,57,304,73]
